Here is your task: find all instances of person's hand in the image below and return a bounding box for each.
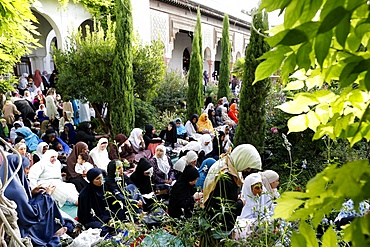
[46,185,56,195]
[137,200,143,208]
[32,185,46,195]
[124,139,130,146]
[165,178,173,185]
[193,192,203,200]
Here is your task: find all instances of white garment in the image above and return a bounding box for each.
[128,128,144,150]
[173,156,187,173]
[89,138,110,171]
[78,100,91,122]
[45,95,58,119]
[155,145,171,179]
[199,134,213,155]
[28,150,79,207]
[75,162,94,182]
[35,142,48,160]
[184,120,202,140]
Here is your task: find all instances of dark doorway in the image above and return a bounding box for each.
[14,57,32,77]
[183,48,190,72]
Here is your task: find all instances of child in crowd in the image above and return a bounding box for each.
[75,152,94,182]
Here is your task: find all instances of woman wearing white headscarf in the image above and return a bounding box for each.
[234,173,271,239]
[28,149,79,207]
[89,138,111,171]
[259,170,280,200]
[199,134,213,156]
[128,128,152,162]
[202,144,262,237]
[33,142,49,164]
[173,150,198,179]
[150,145,176,191]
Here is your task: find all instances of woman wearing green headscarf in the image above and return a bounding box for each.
[202,144,262,242]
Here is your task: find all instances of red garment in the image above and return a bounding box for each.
[33,70,42,88]
[228,111,238,124]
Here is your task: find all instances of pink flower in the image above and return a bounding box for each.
[270,127,278,134]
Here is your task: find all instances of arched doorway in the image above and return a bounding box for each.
[183,48,190,73]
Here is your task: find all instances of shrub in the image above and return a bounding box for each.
[152,71,187,112]
[134,98,158,130]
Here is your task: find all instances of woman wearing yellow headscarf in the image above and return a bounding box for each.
[197,113,214,134]
[202,144,262,241]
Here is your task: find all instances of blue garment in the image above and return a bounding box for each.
[15,127,39,152]
[60,123,77,145]
[174,118,187,135]
[72,99,80,125]
[196,158,217,188]
[0,154,64,246]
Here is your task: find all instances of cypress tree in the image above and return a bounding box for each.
[234,10,270,153]
[187,10,203,119]
[217,14,231,99]
[111,0,134,135]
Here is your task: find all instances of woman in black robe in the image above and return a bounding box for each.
[0,154,65,246]
[168,165,199,219]
[104,160,143,219]
[77,168,114,236]
[159,122,177,149]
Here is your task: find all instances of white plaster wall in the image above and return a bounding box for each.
[170,32,192,72]
[132,0,151,44]
[33,0,91,50]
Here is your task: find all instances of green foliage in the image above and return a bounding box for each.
[217,14,232,99]
[0,76,16,95]
[186,11,203,120]
[111,0,134,136]
[231,58,245,79]
[152,71,188,112]
[53,20,116,104]
[152,110,187,134]
[234,10,270,153]
[205,84,219,105]
[0,0,40,74]
[258,0,370,245]
[134,98,157,130]
[78,0,115,29]
[133,39,165,102]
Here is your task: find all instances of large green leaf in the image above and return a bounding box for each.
[287,114,309,133]
[291,232,307,247]
[284,0,306,28]
[315,30,332,68]
[273,197,305,219]
[300,221,319,247]
[281,52,297,82]
[280,29,308,46]
[259,0,292,12]
[335,13,351,48]
[318,6,348,34]
[297,42,312,70]
[307,110,321,131]
[276,101,310,114]
[254,56,284,83]
[283,80,304,90]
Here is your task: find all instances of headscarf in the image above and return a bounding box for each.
[115,133,128,146]
[144,124,155,138]
[197,113,214,134]
[239,173,264,219]
[174,118,187,135]
[199,134,213,155]
[195,158,216,188]
[180,165,199,183]
[67,142,89,178]
[185,151,198,164]
[60,123,77,145]
[128,128,143,150]
[189,114,199,132]
[155,145,170,175]
[36,142,49,160]
[230,103,239,115]
[204,96,212,108]
[259,170,280,199]
[130,158,153,194]
[15,127,39,152]
[89,138,110,171]
[222,97,228,105]
[86,168,102,183]
[203,144,262,204]
[0,154,65,241]
[33,70,42,88]
[204,103,214,114]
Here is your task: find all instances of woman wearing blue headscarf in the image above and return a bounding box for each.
[195,158,216,189]
[174,118,188,141]
[15,127,39,152]
[0,154,65,246]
